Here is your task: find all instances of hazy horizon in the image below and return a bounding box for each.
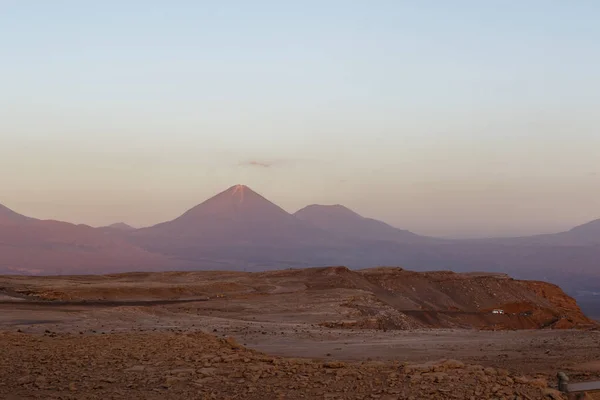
[1,183,597,239]
[2,1,599,238]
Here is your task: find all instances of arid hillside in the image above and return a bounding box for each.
[0,330,567,400]
[0,219,171,275]
[1,266,594,330]
[3,266,600,400]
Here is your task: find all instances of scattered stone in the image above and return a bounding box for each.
[0,328,569,399]
[124,365,146,372]
[324,362,346,369]
[542,388,564,400]
[198,368,217,377]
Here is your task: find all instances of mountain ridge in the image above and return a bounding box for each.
[294,204,430,244]
[2,185,600,306]
[0,203,36,225]
[0,204,171,275]
[129,185,346,266]
[4,188,599,243]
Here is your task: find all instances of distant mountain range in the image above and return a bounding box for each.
[0,206,167,275]
[1,184,599,298]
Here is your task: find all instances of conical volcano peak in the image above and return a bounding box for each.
[217,184,265,204]
[171,184,290,223]
[141,184,327,246]
[230,184,249,202]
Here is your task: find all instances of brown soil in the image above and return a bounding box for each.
[0,331,567,400]
[1,267,599,399]
[1,267,594,330]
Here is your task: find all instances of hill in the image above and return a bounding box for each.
[104,222,136,231]
[0,266,593,330]
[0,204,171,275]
[131,185,345,267]
[294,204,431,243]
[475,218,600,247]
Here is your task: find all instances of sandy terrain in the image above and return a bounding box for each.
[2,298,599,378]
[2,268,600,399]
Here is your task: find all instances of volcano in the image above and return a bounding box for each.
[136,185,333,246]
[0,203,35,225]
[294,204,430,244]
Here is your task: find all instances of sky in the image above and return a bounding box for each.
[1,1,599,238]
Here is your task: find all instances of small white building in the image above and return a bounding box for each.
[492,309,504,314]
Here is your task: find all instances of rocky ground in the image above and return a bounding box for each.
[1,267,600,399]
[0,330,567,400]
[1,267,594,330]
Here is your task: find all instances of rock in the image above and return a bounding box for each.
[324,361,346,369]
[168,368,196,375]
[198,368,217,377]
[514,376,530,384]
[34,376,47,388]
[221,337,242,350]
[17,376,34,385]
[542,388,564,400]
[124,365,145,372]
[423,372,448,383]
[222,354,241,363]
[165,376,186,386]
[529,378,548,388]
[442,359,465,369]
[466,364,484,372]
[404,362,433,374]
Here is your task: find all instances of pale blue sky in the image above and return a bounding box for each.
[1,1,599,237]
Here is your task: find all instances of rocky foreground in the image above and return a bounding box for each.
[0,330,566,400]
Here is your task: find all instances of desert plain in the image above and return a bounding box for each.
[1,267,599,400]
